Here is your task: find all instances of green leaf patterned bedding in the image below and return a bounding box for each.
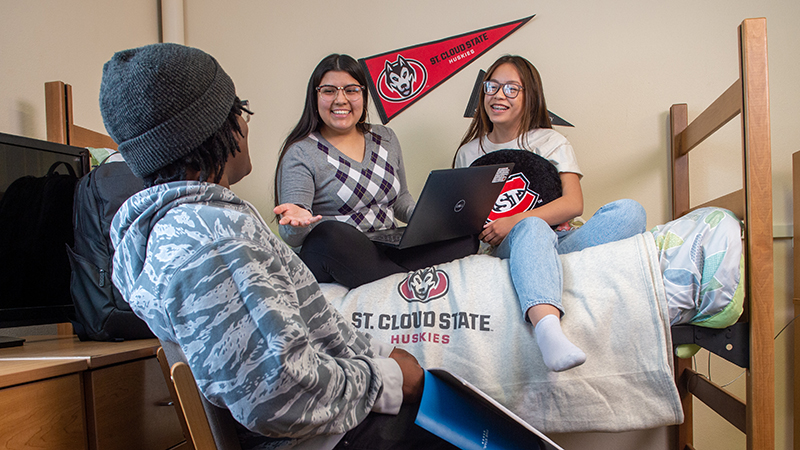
[650,207,744,329]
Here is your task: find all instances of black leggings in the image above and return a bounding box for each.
[298,221,478,288]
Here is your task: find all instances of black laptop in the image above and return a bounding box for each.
[363,163,513,249]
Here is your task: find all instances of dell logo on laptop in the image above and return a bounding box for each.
[454,199,466,212]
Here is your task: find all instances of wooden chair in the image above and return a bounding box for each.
[157,347,195,450]
[169,361,220,449]
[157,343,242,450]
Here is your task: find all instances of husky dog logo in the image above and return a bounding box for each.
[398,267,449,303]
[385,55,415,97]
[378,55,427,103]
[486,173,540,223]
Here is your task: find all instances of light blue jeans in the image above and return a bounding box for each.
[493,199,647,320]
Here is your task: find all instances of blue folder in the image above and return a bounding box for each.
[415,369,563,450]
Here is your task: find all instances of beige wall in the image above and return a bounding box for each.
[1,1,798,449]
[0,1,159,143]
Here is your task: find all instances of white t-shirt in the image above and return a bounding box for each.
[454,128,583,178]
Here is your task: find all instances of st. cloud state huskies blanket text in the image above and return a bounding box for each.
[321,232,683,433]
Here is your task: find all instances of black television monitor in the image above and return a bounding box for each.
[0,132,88,345]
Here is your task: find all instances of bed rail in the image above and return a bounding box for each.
[45,80,117,150]
[668,17,773,450]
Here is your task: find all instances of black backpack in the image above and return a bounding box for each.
[66,157,154,341]
[0,162,78,312]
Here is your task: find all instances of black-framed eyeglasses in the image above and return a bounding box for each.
[316,84,365,101]
[483,81,524,99]
[240,99,254,123]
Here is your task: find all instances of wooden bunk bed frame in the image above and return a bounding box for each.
[669,17,773,450]
[42,19,775,449]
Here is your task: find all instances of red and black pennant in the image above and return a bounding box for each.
[359,15,534,124]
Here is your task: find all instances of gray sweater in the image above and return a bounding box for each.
[277,125,415,248]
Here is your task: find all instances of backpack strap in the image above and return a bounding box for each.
[99,151,122,166]
[46,161,77,177]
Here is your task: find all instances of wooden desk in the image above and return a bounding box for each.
[0,336,185,450]
[1,359,88,449]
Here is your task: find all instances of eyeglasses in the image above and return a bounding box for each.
[240,99,254,123]
[483,81,524,99]
[316,84,365,101]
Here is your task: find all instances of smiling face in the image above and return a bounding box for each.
[317,70,364,138]
[483,63,525,134]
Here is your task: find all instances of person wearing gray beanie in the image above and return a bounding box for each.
[103,43,448,450]
[99,42,242,181]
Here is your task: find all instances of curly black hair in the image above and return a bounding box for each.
[143,97,247,187]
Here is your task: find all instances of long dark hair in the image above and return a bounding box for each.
[144,97,246,187]
[274,54,370,208]
[453,55,551,166]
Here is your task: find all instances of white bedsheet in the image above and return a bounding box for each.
[322,232,683,433]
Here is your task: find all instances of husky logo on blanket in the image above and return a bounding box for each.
[398,267,449,303]
[486,173,539,223]
[378,55,427,102]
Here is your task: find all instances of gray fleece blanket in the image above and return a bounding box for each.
[322,232,683,433]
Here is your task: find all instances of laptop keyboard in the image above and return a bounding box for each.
[365,227,405,245]
[372,232,403,244]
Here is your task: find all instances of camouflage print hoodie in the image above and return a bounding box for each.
[110,181,401,449]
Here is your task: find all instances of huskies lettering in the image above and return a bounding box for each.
[398,267,449,303]
[447,48,475,65]
[391,332,450,345]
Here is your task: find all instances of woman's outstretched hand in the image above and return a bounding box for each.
[274,203,322,227]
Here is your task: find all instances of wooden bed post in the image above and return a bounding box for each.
[669,103,693,450]
[45,80,72,145]
[793,152,800,450]
[670,104,689,219]
[739,17,774,450]
[45,80,118,150]
[669,18,773,450]
[44,80,76,337]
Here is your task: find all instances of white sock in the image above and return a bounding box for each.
[534,314,586,372]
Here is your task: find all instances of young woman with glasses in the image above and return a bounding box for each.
[453,55,647,372]
[274,54,477,289]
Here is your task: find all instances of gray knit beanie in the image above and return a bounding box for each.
[99,43,236,178]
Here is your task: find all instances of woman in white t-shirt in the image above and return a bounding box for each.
[454,55,646,371]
